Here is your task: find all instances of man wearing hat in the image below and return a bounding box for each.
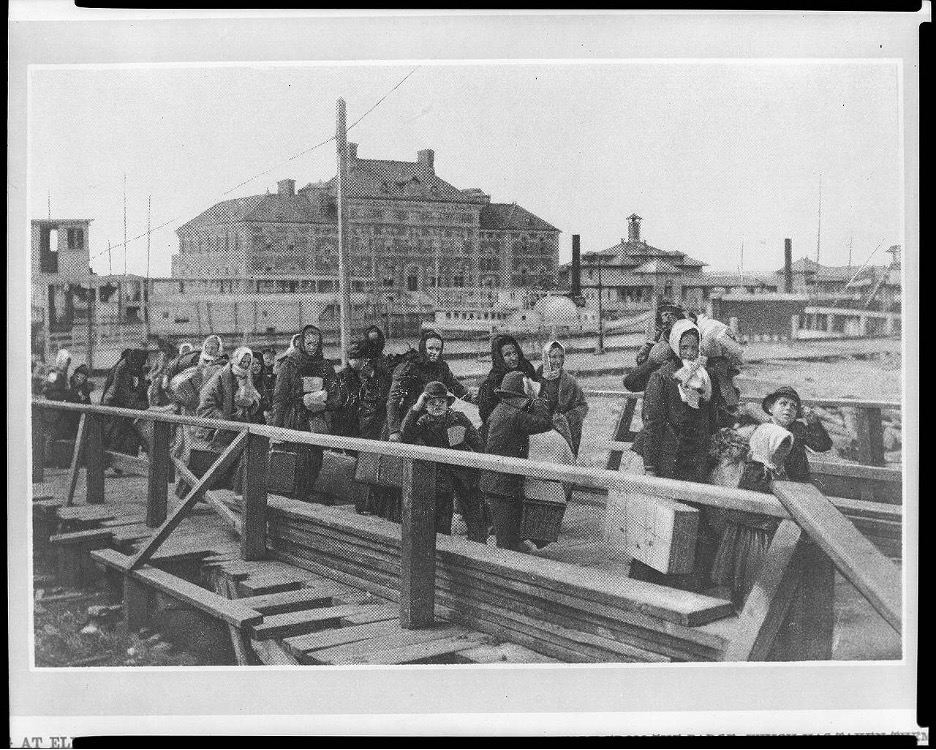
[625,299,688,392]
[400,381,487,541]
[635,299,685,367]
[331,340,369,440]
[761,386,833,481]
[479,371,555,552]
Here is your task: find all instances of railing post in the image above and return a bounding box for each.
[32,404,44,483]
[85,413,106,505]
[606,396,638,471]
[400,457,437,629]
[146,420,171,527]
[241,431,269,561]
[771,541,835,661]
[856,406,886,466]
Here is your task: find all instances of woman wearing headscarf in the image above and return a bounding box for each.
[368,330,470,522]
[100,348,150,458]
[274,333,303,379]
[147,346,176,408]
[534,340,589,457]
[332,340,368,441]
[357,325,392,440]
[249,349,272,424]
[41,348,73,444]
[186,346,261,491]
[477,334,537,439]
[271,324,340,503]
[628,319,727,591]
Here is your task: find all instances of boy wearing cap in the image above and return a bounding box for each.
[762,386,833,482]
[400,381,487,542]
[479,370,555,553]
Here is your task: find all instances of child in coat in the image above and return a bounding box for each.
[761,386,833,480]
[400,381,487,542]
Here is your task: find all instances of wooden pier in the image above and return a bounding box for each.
[30,397,903,665]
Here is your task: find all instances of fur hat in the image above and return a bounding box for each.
[762,386,802,417]
[494,370,529,399]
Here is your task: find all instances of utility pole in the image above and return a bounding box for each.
[848,234,854,268]
[123,173,128,276]
[143,195,151,342]
[595,253,605,355]
[815,173,823,266]
[335,98,352,367]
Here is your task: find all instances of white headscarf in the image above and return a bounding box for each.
[668,319,712,409]
[230,346,253,378]
[748,423,794,471]
[178,342,195,356]
[200,335,224,363]
[230,346,260,414]
[54,348,71,373]
[541,340,564,382]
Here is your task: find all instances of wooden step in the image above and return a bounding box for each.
[457,642,561,663]
[306,623,470,665]
[250,604,376,640]
[50,528,114,547]
[239,572,314,597]
[57,506,120,523]
[332,633,491,665]
[282,620,400,661]
[235,586,340,615]
[341,604,399,625]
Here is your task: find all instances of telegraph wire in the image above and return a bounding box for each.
[88,66,421,266]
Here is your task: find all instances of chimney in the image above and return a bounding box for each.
[417,148,435,172]
[570,235,582,297]
[463,188,491,204]
[627,213,642,243]
[348,142,358,159]
[277,178,296,196]
[784,238,793,293]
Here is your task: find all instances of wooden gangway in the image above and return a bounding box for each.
[30,396,903,664]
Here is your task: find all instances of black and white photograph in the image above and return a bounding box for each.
[8,5,922,742]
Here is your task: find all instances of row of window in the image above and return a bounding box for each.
[442,311,508,322]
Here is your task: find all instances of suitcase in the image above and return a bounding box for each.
[314,450,367,506]
[267,446,298,496]
[353,450,404,489]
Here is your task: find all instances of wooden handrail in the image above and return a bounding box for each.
[32,398,788,518]
[582,390,901,411]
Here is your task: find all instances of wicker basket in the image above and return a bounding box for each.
[520,498,567,543]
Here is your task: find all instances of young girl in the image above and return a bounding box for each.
[761,386,833,480]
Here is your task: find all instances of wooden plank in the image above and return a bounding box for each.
[400,458,437,629]
[32,404,44,483]
[282,620,400,660]
[235,586,339,615]
[105,451,148,474]
[809,459,901,483]
[50,528,113,545]
[241,432,270,561]
[341,604,399,625]
[307,623,468,664]
[772,480,901,633]
[92,548,263,628]
[239,572,310,597]
[214,577,261,667]
[771,541,835,661]
[85,414,106,505]
[251,638,300,666]
[458,642,561,664]
[172,458,242,534]
[128,431,248,571]
[606,396,639,471]
[722,520,806,662]
[146,421,171,527]
[354,633,490,665]
[249,604,370,640]
[64,414,88,507]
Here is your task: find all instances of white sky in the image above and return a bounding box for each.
[28,61,902,279]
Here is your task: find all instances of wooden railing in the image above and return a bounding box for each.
[31,397,903,657]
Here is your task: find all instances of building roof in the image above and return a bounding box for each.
[581,238,707,269]
[687,273,776,287]
[323,157,472,203]
[480,202,558,232]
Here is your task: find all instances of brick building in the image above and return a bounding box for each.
[172,145,560,294]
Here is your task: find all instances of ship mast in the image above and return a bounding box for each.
[335,97,352,368]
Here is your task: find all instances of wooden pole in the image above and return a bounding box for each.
[85,414,106,505]
[123,173,128,277]
[65,414,89,507]
[335,98,352,367]
[146,421,171,527]
[241,432,270,561]
[32,404,45,483]
[400,458,438,628]
[86,280,95,372]
[143,195,151,342]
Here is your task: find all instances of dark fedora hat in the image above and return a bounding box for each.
[658,298,684,315]
[347,340,369,359]
[423,380,456,404]
[762,386,802,416]
[495,370,529,399]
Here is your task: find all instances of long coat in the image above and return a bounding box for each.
[194,364,257,452]
[101,351,149,456]
[331,365,363,439]
[632,359,723,482]
[479,396,554,497]
[357,354,392,440]
[782,419,833,481]
[477,335,537,426]
[386,354,467,435]
[534,367,589,455]
[271,349,340,433]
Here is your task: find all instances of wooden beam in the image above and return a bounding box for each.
[722,520,806,661]
[771,541,835,661]
[146,420,170,527]
[241,432,270,561]
[606,396,638,471]
[128,432,247,571]
[856,406,886,467]
[400,458,437,629]
[772,480,901,633]
[32,404,44,483]
[64,414,88,507]
[85,414,105,505]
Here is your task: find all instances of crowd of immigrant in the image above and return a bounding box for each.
[33,300,832,607]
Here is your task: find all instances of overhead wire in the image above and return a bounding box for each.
[88,66,421,266]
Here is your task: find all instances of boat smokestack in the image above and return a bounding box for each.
[784,238,793,293]
[571,235,581,297]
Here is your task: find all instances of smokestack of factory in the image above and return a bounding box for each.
[784,238,794,293]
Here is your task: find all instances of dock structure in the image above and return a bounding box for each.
[30,397,902,665]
